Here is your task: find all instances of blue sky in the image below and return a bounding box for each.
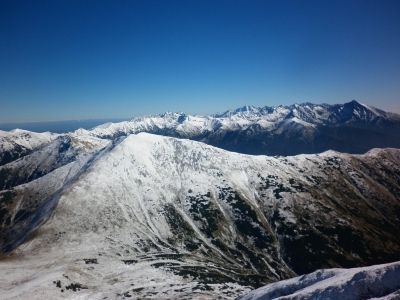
[1,0,400,122]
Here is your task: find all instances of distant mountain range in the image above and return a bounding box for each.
[73,100,400,156]
[2,100,400,167]
[0,100,400,299]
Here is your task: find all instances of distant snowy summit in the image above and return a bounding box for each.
[73,100,400,156]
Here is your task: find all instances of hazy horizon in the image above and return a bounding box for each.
[1,99,400,133]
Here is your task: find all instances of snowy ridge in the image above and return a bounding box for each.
[0,129,57,151]
[72,100,400,140]
[0,129,59,165]
[238,261,400,300]
[2,101,400,166]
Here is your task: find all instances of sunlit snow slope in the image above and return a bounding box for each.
[0,129,58,166]
[1,133,400,299]
[238,261,400,300]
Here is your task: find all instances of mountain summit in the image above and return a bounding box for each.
[1,132,400,298]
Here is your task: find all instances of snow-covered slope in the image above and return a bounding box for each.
[1,133,400,299]
[0,129,58,166]
[0,134,109,190]
[71,100,400,156]
[238,261,400,300]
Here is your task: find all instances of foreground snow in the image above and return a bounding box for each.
[238,261,400,300]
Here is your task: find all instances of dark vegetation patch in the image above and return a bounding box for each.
[152,253,185,260]
[257,174,279,190]
[273,184,292,199]
[83,258,98,264]
[219,186,275,249]
[257,174,297,198]
[236,242,266,269]
[270,207,357,274]
[54,280,61,288]
[122,259,138,265]
[0,147,31,166]
[288,178,307,192]
[193,283,213,291]
[151,262,181,268]
[187,192,222,238]
[280,225,358,274]
[324,157,341,170]
[271,196,400,276]
[0,208,8,225]
[0,190,16,225]
[54,280,88,292]
[311,175,324,184]
[65,283,88,292]
[163,265,272,287]
[163,204,201,251]
[211,238,244,261]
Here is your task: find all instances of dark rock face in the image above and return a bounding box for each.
[0,136,76,190]
[0,144,32,167]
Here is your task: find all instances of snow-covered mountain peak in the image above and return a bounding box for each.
[1,131,400,299]
[0,129,60,165]
[233,105,259,113]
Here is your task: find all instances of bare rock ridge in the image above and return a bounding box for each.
[1,131,400,299]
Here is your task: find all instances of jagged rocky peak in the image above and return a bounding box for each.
[158,110,185,118]
[233,105,259,113]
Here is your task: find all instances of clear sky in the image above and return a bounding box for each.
[1,0,400,122]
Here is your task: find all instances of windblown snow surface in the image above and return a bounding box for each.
[238,261,400,300]
[1,133,400,299]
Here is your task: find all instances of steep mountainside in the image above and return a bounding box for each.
[71,100,400,156]
[0,129,58,166]
[1,133,400,299]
